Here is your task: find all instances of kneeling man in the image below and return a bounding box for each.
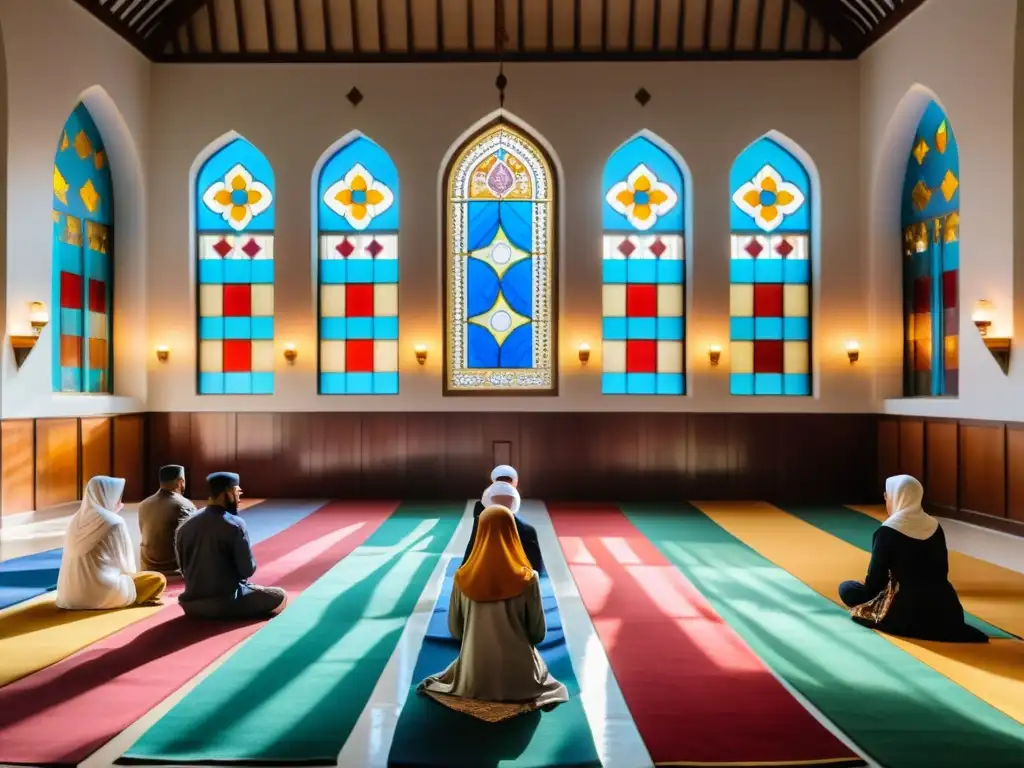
[138,464,195,576]
[175,472,288,620]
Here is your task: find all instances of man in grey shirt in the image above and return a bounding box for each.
[175,471,288,620]
[137,464,195,576]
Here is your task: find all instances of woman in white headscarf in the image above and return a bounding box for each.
[838,474,986,642]
[56,476,167,610]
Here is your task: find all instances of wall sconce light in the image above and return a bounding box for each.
[155,345,170,363]
[846,340,860,364]
[972,300,993,337]
[29,302,49,335]
[283,343,298,365]
[414,344,428,366]
[10,335,37,368]
[578,343,591,365]
[708,344,721,366]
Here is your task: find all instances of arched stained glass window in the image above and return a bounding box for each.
[195,137,275,395]
[443,120,557,394]
[52,103,114,393]
[729,136,812,396]
[901,102,959,397]
[316,135,400,394]
[601,133,685,395]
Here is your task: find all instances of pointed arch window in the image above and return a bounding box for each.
[902,102,959,397]
[601,133,685,395]
[443,120,557,394]
[316,135,400,394]
[52,103,114,393]
[729,136,812,396]
[195,137,276,395]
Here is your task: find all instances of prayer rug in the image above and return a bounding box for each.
[0,549,61,612]
[386,559,601,768]
[547,504,862,767]
[625,503,1024,768]
[0,500,391,766]
[694,501,1024,725]
[119,502,463,765]
[0,499,306,689]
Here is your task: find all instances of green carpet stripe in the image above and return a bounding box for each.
[121,502,464,765]
[778,505,1012,639]
[622,503,1024,768]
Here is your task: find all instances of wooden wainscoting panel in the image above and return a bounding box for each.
[1,420,35,515]
[35,418,79,510]
[235,413,281,498]
[405,413,448,500]
[80,417,112,487]
[148,412,195,489]
[924,420,958,512]
[1006,425,1024,523]
[189,412,237,492]
[898,419,925,483]
[113,415,146,502]
[877,418,900,487]
[959,422,1006,518]
[641,412,689,500]
[360,412,408,498]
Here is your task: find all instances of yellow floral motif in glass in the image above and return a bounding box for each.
[79,178,100,213]
[53,166,69,205]
[74,129,93,160]
[913,138,929,165]
[943,212,959,244]
[939,170,958,202]
[935,121,948,154]
[911,180,932,212]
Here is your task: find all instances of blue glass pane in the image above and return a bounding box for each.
[729,137,810,233]
[196,137,275,232]
[317,135,400,232]
[902,101,960,225]
[602,135,685,232]
[53,103,113,225]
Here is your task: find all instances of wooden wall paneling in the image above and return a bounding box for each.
[924,420,958,512]
[189,412,237,494]
[279,412,316,498]
[405,413,448,500]
[687,413,731,499]
[113,414,146,502]
[1,419,35,515]
[729,413,782,500]
[147,412,195,490]
[898,418,925,484]
[1005,425,1024,523]
[641,412,688,501]
[958,422,1007,518]
[234,413,281,498]
[321,413,363,498]
[80,417,112,490]
[441,413,487,499]
[877,417,900,487]
[360,413,408,498]
[35,418,79,510]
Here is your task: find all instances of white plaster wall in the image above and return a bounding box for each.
[146,60,868,412]
[861,0,1021,420]
[0,0,149,419]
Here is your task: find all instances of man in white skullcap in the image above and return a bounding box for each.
[463,466,544,573]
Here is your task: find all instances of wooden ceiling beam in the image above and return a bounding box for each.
[791,0,861,53]
[144,0,211,56]
[71,0,152,56]
[857,0,928,55]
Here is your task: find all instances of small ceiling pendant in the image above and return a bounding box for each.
[635,88,651,107]
[346,87,363,107]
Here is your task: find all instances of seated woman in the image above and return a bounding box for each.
[56,476,167,610]
[418,503,568,720]
[839,474,986,643]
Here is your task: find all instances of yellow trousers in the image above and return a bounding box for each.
[132,571,167,604]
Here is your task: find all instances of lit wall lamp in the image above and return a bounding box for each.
[283,343,298,365]
[414,344,428,366]
[10,301,49,368]
[578,343,590,365]
[972,301,1011,374]
[155,345,170,363]
[708,344,721,366]
[846,340,860,364]
[29,302,49,335]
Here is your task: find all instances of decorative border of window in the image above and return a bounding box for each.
[728,135,812,396]
[601,132,686,395]
[443,118,558,394]
[52,102,114,393]
[194,136,276,395]
[315,133,400,395]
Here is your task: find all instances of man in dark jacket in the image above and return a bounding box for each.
[463,465,545,574]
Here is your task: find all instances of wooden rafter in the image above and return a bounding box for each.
[791,0,861,52]
[142,0,210,56]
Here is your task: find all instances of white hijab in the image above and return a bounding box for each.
[64,476,127,555]
[882,474,938,540]
[482,481,521,516]
[490,464,518,484]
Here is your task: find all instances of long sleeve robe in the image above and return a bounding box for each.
[56,520,138,610]
[138,489,195,574]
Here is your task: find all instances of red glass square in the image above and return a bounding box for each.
[626,285,657,317]
[60,272,83,310]
[346,285,374,317]
[625,340,656,373]
[223,285,252,317]
[753,284,783,317]
[942,269,957,310]
[88,279,107,313]
[346,340,375,373]
[752,340,784,373]
[913,277,931,314]
[223,340,252,372]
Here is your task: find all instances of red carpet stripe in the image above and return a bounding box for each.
[548,504,861,768]
[0,500,397,766]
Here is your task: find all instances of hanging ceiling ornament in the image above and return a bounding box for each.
[495,0,508,112]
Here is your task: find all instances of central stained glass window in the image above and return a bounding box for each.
[443,120,557,394]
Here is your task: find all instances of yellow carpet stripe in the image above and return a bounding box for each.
[691,501,1024,726]
[847,504,1024,639]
